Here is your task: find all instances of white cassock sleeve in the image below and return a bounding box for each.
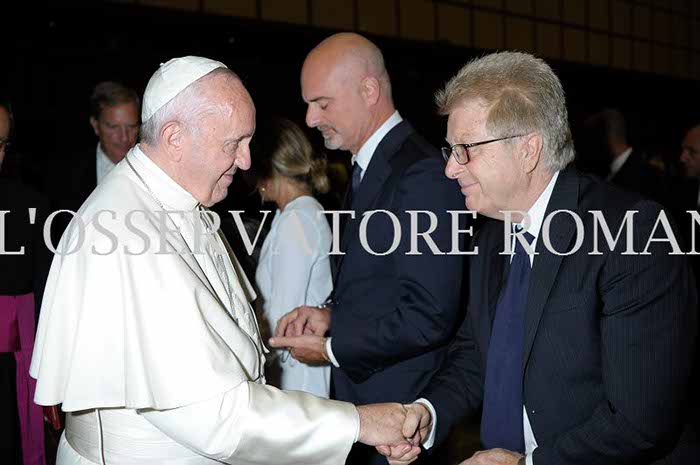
[139,381,359,465]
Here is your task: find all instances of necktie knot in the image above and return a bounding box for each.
[351,163,363,195]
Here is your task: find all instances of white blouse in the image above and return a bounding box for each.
[255,196,332,398]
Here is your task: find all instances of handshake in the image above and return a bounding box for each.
[268,305,433,464]
[356,401,432,465]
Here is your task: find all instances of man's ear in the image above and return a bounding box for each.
[161,121,185,162]
[361,77,381,106]
[89,116,100,137]
[522,132,543,173]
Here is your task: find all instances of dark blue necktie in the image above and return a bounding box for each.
[351,163,363,196]
[480,229,534,453]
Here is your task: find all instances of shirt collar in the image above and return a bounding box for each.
[95,143,116,184]
[127,144,200,211]
[609,147,633,178]
[518,170,560,244]
[351,111,403,175]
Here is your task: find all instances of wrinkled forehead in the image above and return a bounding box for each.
[446,100,491,142]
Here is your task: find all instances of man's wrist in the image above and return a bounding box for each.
[518,456,526,465]
[321,337,331,362]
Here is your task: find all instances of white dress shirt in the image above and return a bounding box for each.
[606,147,633,181]
[325,110,403,366]
[421,172,561,465]
[95,143,117,184]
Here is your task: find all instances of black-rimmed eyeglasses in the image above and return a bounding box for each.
[441,134,527,165]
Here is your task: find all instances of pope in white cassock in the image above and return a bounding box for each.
[29,56,416,464]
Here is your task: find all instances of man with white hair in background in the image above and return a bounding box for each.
[29,56,411,465]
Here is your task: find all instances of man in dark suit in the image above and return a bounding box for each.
[47,81,140,244]
[382,52,698,465]
[269,33,465,464]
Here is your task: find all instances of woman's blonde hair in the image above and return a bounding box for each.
[252,117,329,193]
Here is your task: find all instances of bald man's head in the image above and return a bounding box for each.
[301,33,395,155]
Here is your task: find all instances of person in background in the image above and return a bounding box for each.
[253,117,332,398]
[0,98,50,465]
[47,81,140,243]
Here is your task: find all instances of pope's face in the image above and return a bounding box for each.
[183,79,255,207]
[90,101,140,163]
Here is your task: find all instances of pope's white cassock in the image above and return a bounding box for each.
[29,145,359,464]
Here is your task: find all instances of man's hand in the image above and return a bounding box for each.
[274,305,331,337]
[376,444,422,465]
[356,403,411,447]
[268,335,329,364]
[459,448,524,465]
[375,402,431,465]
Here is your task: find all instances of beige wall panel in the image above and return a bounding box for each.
[141,0,198,11]
[563,0,585,26]
[400,0,435,41]
[535,0,559,20]
[633,41,651,71]
[261,0,307,25]
[312,0,354,31]
[612,1,630,35]
[563,28,586,63]
[694,20,700,50]
[652,44,672,74]
[205,0,256,18]
[506,17,535,52]
[653,11,672,44]
[475,11,504,50]
[612,37,631,69]
[474,0,503,9]
[536,22,561,59]
[652,0,671,7]
[589,0,609,31]
[672,0,689,13]
[671,15,689,46]
[589,32,610,65]
[505,0,533,15]
[358,0,397,36]
[671,49,689,77]
[437,4,471,47]
[633,5,650,38]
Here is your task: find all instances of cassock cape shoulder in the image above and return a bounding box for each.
[30,162,265,412]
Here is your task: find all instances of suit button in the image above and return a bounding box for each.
[531,409,536,414]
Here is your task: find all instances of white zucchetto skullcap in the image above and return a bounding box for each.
[141,56,228,121]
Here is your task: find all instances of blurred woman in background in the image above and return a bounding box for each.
[252,118,331,397]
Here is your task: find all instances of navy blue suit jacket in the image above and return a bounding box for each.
[329,120,466,407]
[422,168,698,465]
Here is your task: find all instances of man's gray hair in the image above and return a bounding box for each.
[140,68,238,145]
[435,51,575,172]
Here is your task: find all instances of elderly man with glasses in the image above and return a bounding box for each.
[381,51,698,465]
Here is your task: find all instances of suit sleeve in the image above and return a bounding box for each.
[533,201,698,465]
[331,157,466,382]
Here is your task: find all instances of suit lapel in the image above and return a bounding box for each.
[522,169,580,369]
[334,121,414,281]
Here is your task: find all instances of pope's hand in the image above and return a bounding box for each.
[356,403,412,447]
[268,335,329,365]
[274,305,330,337]
[376,443,422,465]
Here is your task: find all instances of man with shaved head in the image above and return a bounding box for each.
[30,56,413,465]
[271,33,465,464]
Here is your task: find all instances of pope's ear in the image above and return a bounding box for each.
[161,121,184,161]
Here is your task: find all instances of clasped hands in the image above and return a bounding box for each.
[268,306,431,464]
[268,305,331,364]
